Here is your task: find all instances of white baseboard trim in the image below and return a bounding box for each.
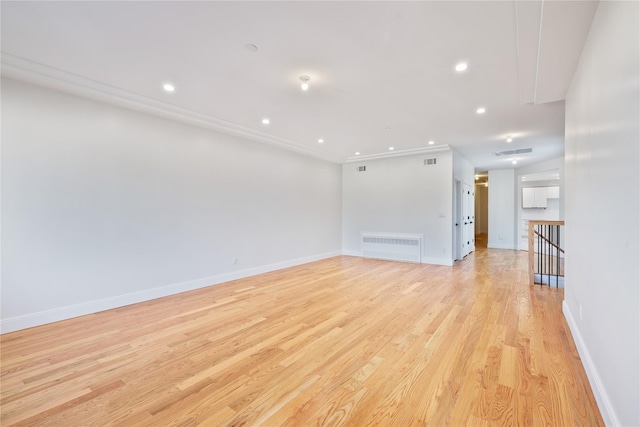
[421,256,454,266]
[563,300,619,427]
[342,250,453,267]
[487,241,517,250]
[0,250,342,334]
[342,250,362,257]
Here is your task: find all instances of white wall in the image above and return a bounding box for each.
[487,169,516,249]
[564,2,639,426]
[1,78,343,332]
[453,150,475,185]
[342,151,454,265]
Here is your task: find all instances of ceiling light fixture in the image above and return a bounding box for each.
[163,83,175,92]
[262,118,270,125]
[476,107,486,114]
[475,174,479,180]
[428,140,435,145]
[300,75,310,91]
[455,62,468,72]
[512,159,518,165]
[389,147,395,151]
[317,138,324,143]
[355,152,360,155]
[506,136,513,143]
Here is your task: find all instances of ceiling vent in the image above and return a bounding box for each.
[494,148,532,156]
[357,166,367,172]
[424,158,437,165]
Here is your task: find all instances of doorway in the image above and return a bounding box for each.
[474,174,489,247]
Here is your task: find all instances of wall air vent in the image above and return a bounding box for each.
[424,158,437,165]
[361,232,423,263]
[357,166,367,172]
[494,148,532,156]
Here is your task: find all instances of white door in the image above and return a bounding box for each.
[455,180,463,260]
[462,183,474,257]
[468,184,475,252]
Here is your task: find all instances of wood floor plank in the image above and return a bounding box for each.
[0,240,604,426]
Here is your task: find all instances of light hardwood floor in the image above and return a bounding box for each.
[1,242,603,426]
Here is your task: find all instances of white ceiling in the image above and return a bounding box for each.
[1,1,598,170]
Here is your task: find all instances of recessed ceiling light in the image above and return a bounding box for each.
[507,138,513,143]
[475,174,479,180]
[389,147,394,151]
[245,44,258,52]
[261,118,270,125]
[163,83,175,92]
[300,75,310,91]
[512,159,518,165]
[355,152,360,155]
[455,62,468,72]
[428,140,435,145]
[476,107,486,114]
[317,138,324,143]
[385,127,391,131]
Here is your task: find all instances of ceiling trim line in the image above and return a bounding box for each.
[533,0,545,104]
[515,0,523,103]
[0,53,342,164]
[344,145,451,163]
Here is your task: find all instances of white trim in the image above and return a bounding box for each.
[421,256,454,267]
[563,300,618,427]
[0,251,341,334]
[0,54,341,164]
[342,250,453,267]
[487,242,517,250]
[342,249,364,257]
[344,145,451,163]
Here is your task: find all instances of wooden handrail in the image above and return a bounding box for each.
[528,220,565,286]
[533,230,565,254]
[528,220,565,226]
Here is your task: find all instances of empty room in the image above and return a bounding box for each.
[1,1,638,426]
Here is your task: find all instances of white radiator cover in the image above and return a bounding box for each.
[360,232,423,263]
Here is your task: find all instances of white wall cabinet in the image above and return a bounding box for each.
[522,187,548,208]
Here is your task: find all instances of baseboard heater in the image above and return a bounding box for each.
[360,232,423,263]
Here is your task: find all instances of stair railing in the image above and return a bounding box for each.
[528,220,565,287]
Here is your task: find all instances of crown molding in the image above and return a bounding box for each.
[1,53,343,164]
[344,145,451,163]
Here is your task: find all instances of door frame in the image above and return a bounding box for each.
[454,180,463,261]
